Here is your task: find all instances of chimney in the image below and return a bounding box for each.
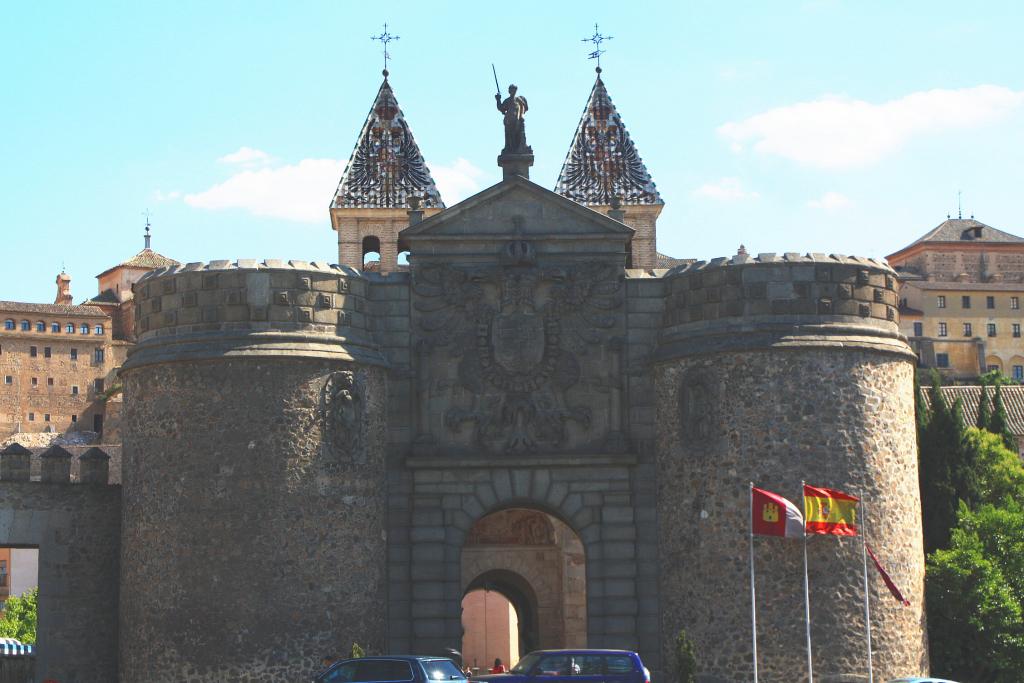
[55,270,73,305]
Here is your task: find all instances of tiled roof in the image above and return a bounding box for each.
[82,290,120,305]
[908,281,1024,291]
[556,70,662,206]
[906,218,1024,247]
[97,249,179,277]
[331,76,444,210]
[922,385,1024,437]
[0,301,108,318]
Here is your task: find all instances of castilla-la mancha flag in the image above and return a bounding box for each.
[804,485,859,536]
[751,487,805,538]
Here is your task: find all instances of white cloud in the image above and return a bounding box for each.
[718,85,1024,168]
[807,191,853,210]
[218,146,271,165]
[153,189,181,202]
[431,158,487,205]
[692,178,760,201]
[184,157,341,223]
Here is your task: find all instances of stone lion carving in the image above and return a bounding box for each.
[680,369,716,444]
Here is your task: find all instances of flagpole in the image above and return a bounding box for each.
[860,494,874,683]
[801,480,814,683]
[749,483,759,683]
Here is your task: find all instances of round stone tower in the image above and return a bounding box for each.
[119,260,389,682]
[654,253,927,681]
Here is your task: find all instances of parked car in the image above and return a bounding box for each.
[470,650,650,683]
[314,655,467,683]
[885,678,962,683]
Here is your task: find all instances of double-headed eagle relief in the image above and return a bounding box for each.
[412,245,623,455]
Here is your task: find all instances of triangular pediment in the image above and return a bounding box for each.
[400,175,633,240]
[331,77,444,210]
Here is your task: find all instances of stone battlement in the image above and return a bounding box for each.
[0,443,114,485]
[658,251,911,360]
[125,259,386,369]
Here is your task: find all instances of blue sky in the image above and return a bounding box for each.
[2,0,1022,303]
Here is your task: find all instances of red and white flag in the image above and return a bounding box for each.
[751,487,805,538]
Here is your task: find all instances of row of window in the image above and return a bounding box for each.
[936,295,1021,310]
[3,319,104,335]
[2,376,103,392]
[0,346,104,362]
[920,322,1022,338]
[20,413,104,430]
[933,354,1024,380]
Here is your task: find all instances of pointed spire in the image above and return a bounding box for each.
[331,75,444,210]
[555,70,662,206]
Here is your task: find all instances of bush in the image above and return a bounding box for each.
[674,628,697,683]
[350,642,365,659]
[0,587,37,645]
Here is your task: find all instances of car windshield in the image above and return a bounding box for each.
[510,653,542,674]
[423,659,465,681]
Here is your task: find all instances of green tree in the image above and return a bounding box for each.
[979,369,1018,386]
[927,502,1024,683]
[988,384,1018,452]
[964,428,1024,505]
[674,628,697,683]
[977,384,992,430]
[350,642,365,659]
[919,371,970,552]
[0,587,37,645]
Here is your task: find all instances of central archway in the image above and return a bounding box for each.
[460,508,586,671]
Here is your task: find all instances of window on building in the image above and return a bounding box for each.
[937,295,946,308]
[1013,297,1020,310]
[35,321,45,332]
[94,348,104,363]
[988,323,997,337]
[93,414,103,433]
[70,348,78,361]
[71,385,79,395]
[4,319,14,330]
[94,378,104,393]
[936,353,950,368]
[1015,366,1024,381]
[987,296,996,309]
[29,346,37,357]
[46,377,53,386]
[962,296,971,309]
[65,323,74,334]
[913,322,923,337]
[50,322,59,333]
[71,414,77,423]
[27,412,34,422]
[1014,324,1021,338]
[20,320,29,331]
[95,324,104,335]
[4,376,11,385]
[80,323,89,335]
[43,414,50,422]
[938,322,948,337]
[988,364,1000,372]
[31,377,38,386]
[43,346,51,358]
[963,322,973,336]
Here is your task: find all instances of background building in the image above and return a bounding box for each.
[888,216,1024,379]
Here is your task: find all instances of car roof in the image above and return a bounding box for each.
[528,649,637,655]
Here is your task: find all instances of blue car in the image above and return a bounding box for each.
[885,679,962,683]
[314,655,467,683]
[471,650,650,683]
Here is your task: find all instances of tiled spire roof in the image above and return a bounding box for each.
[331,75,444,210]
[555,70,662,206]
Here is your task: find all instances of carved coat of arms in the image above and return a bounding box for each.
[413,245,622,454]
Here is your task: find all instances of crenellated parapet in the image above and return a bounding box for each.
[658,252,914,361]
[124,259,387,369]
[1,443,114,485]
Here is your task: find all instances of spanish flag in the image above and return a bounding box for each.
[803,485,859,536]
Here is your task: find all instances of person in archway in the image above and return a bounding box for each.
[490,658,507,674]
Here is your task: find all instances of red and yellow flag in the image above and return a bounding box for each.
[803,485,859,536]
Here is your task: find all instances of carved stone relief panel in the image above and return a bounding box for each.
[322,370,364,463]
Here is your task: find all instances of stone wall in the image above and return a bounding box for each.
[654,255,927,682]
[0,452,121,683]
[120,261,390,682]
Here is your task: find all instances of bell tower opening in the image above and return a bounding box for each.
[461,508,586,671]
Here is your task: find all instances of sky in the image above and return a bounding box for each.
[1,0,1023,303]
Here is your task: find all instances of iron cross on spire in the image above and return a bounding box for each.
[371,23,400,77]
[582,23,613,71]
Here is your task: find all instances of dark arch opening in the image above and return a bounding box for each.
[362,235,381,269]
[464,569,539,660]
[397,238,411,268]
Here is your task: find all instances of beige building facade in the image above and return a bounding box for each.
[889,217,1024,379]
